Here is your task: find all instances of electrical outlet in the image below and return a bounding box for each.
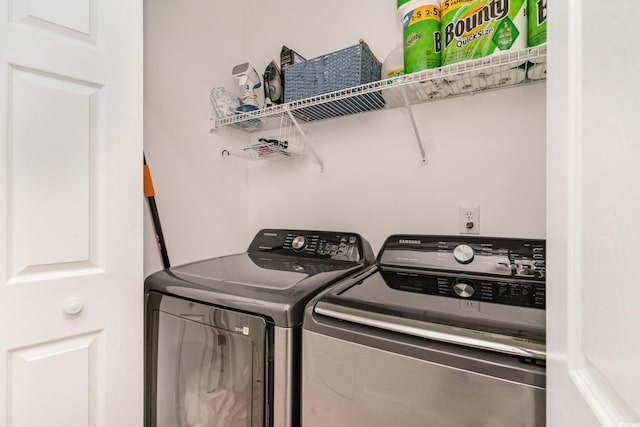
[459,204,480,234]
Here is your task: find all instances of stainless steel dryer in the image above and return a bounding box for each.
[145,229,374,427]
[302,234,546,427]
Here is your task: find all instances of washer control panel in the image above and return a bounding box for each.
[248,229,366,262]
[440,275,545,308]
[380,235,546,279]
[383,270,546,309]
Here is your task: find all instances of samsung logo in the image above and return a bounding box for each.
[399,239,421,245]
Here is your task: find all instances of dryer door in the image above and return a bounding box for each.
[146,293,267,427]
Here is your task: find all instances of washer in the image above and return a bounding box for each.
[302,234,546,427]
[144,228,374,427]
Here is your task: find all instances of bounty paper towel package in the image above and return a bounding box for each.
[527,0,547,47]
[400,0,443,73]
[441,0,527,66]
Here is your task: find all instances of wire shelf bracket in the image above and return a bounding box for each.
[401,86,428,166]
[285,107,324,172]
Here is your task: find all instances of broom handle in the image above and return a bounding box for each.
[144,155,171,269]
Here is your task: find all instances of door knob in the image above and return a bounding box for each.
[64,298,85,315]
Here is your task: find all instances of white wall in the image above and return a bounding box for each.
[242,0,546,253]
[243,0,400,68]
[247,85,546,252]
[144,0,250,276]
[144,0,546,266]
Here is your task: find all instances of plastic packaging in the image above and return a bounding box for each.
[441,0,527,67]
[528,0,547,47]
[399,0,442,73]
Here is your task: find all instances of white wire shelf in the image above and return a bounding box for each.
[210,45,547,133]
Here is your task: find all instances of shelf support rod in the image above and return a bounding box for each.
[285,108,325,172]
[401,86,427,165]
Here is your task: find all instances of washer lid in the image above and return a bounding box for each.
[313,267,546,358]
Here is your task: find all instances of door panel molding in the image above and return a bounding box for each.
[8,0,97,43]
[6,64,104,282]
[7,331,103,427]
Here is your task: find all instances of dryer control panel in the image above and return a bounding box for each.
[248,229,371,263]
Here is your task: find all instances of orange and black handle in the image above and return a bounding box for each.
[144,154,171,269]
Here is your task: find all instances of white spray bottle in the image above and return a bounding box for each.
[232,63,262,113]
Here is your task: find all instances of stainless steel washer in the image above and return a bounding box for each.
[145,229,374,427]
[302,234,546,427]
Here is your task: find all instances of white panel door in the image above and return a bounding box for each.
[547,0,640,426]
[0,0,143,426]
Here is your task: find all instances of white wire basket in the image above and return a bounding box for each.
[222,114,305,161]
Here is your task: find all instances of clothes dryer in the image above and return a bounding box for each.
[145,228,374,427]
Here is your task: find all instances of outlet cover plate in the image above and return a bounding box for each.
[459,204,480,234]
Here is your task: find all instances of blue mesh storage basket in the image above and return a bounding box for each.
[284,43,385,120]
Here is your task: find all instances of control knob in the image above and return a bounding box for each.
[291,235,307,251]
[453,244,474,264]
[453,280,475,298]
